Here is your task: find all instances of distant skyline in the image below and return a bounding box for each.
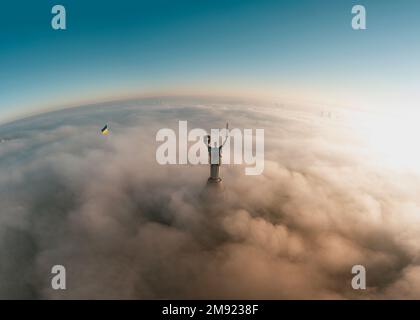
[1,0,420,122]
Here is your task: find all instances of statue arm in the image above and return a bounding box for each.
[221,122,229,147]
[221,134,229,147]
[204,135,210,147]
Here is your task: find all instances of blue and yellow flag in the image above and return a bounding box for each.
[101,125,109,135]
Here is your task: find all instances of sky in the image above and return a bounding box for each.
[1,0,420,122]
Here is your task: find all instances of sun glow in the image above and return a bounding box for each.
[355,110,420,172]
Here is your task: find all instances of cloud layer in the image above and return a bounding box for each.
[1,98,420,299]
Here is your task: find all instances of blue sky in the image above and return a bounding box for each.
[1,0,419,122]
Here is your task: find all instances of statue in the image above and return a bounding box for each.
[204,123,229,183]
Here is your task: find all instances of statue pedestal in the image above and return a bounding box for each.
[203,176,224,202]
